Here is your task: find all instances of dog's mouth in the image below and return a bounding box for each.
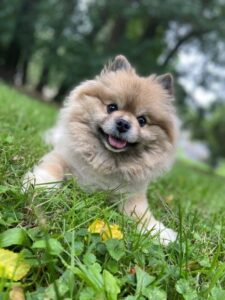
[108,135,127,149]
[99,128,132,152]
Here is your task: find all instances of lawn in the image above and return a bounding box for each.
[0,82,225,300]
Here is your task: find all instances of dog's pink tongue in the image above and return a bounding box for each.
[108,135,127,149]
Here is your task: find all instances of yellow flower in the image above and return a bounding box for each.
[102,224,123,241]
[0,249,30,281]
[88,219,123,241]
[88,219,105,234]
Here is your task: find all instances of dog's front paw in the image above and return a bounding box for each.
[158,226,177,246]
[22,168,61,192]
[22,171,36,192]
[147,222,177,246]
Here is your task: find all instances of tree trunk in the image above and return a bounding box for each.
[3,39,21,82]
[36,65,50,93]
[108,17,126,49]
[21,55,30,85]
[3,0,37,82]
[53,82,69,103]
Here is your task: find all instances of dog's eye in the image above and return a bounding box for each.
[137,116,147,127]
[107,103,118,114]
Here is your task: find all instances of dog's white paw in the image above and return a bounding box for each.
[22,168,60,192]
[146,221,177,246]
[158,226,177,246]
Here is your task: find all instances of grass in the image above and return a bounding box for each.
[0,82,225,299]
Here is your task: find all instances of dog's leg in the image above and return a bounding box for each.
[119,194,177,246]
[22,151,67,191]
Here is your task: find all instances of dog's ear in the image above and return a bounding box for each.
[156,73,173,95]
[101,55,133,74]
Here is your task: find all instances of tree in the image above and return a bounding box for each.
[1,0,225,161]
[0,0,39,83]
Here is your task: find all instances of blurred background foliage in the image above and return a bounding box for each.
[0,0,225,166]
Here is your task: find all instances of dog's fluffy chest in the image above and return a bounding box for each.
[61,145,144,195]
[70,155,121,192]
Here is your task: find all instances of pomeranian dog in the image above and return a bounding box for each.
[23,55,179,245]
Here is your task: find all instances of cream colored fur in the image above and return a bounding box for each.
[23,55,179,245]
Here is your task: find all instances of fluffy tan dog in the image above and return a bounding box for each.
[23,55,179,245]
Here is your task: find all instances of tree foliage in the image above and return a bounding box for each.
[0,0,225,160]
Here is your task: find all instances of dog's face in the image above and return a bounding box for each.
[65,55,178,180]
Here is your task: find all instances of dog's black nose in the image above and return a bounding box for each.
[116,118,131,133]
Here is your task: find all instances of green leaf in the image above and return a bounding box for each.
[210,287,225,300]
[199,257,211,267]
[27,227,41,241]
[5,135,14,144]
[26,270,71,300]
[20,248,39,267]
[73,262,103,291]
[106,258,119,274]
[83,253,96,265]
[79,287,98,300]
[32,238,63,256]
[105,239,125,261]
[73,241,84,256]
[0,186,10,194]
[103,270,120,300]
[143,287,167,300]
[135,266,155,296]
[79,288,95,300]
[175,279,198,300]
[0,227,31,247]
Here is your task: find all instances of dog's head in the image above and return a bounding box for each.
[63,55,179,180]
